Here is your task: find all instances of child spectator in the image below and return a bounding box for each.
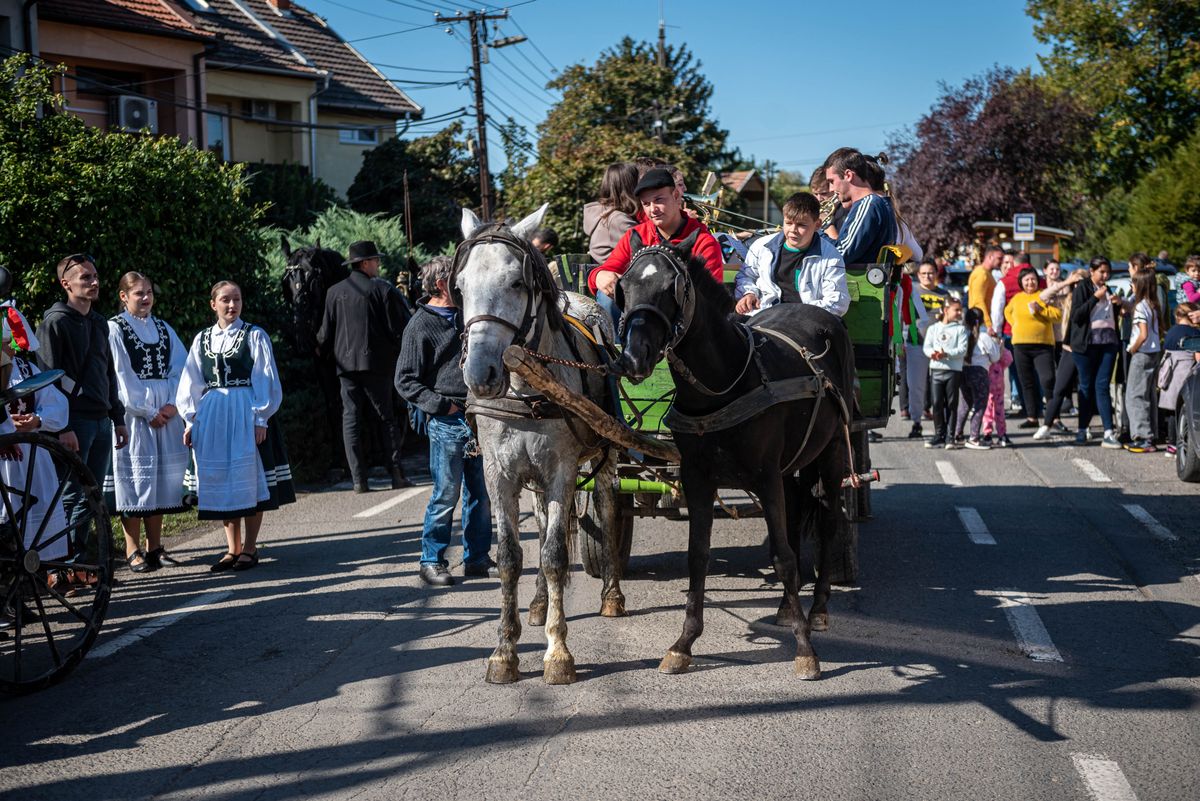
[1157,302,1200,453]
[980,338,1015,448]
[957,307,1001,449]
[1179,255,1200,305]
[923,297,968,449]
[1123,272,1162,453]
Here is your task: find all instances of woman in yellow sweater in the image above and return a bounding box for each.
[1005,267,1063,430]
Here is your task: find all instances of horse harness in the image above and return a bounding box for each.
[451,226,609,461]
[624,245,854,475]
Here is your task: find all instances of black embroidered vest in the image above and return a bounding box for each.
[112,315,172,380]
[198,323,255,389]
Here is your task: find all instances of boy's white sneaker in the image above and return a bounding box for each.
[1032,425,1051,440]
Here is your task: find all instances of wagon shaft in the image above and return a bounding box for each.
[501,346,681,463]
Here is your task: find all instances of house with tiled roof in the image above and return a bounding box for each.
[719,169,782,225]
[183,0,422,195]
[22,0,421,197]
[33,0,211,142]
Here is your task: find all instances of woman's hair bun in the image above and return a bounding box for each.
[875,152,890,166]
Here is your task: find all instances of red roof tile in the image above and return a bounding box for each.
[39,0,211,40]
[188,0,420,117]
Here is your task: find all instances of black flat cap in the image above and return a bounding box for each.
[634,167,676,196]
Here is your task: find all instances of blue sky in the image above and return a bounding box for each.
[307,0,1044,181]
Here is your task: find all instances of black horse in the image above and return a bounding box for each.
[614,229,857,680]
[280,236,349,470]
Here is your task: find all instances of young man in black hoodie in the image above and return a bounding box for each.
[37,254,128,558]
[394,256,495,587]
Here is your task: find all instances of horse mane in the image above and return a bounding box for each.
[684,252,733,316]
[463,221,565,332]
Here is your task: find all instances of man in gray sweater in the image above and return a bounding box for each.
[394,256,495,587]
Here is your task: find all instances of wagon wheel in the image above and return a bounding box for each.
[0,432,113,694]
[576,491,633,579]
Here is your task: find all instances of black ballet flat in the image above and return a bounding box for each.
[210,552,237,572]
[127,549,154,573]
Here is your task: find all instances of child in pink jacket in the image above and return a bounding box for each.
[980,345,1014,446]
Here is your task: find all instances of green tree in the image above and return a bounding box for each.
[506,37,737,251]
[1027,0,1200,194]
[243,162,341,230]
[345,122,479,251]
[1104,127,1200,259]
[0,55,266,336]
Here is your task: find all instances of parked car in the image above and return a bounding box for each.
[1175,335,1200,482]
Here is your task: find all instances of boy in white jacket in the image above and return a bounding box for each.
[734,192,849,317]
[923,297,969,449]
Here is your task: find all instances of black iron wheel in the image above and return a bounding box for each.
[0,432,113,693]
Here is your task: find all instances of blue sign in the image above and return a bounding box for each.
[1013,213,1036,241]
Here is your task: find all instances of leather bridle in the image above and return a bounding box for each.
[450,226,560,364]
[617,244,696,361]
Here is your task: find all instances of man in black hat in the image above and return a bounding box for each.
[318,241,412,493]
[586,167,724,300]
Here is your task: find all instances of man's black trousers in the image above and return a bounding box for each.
[339,371,404,483]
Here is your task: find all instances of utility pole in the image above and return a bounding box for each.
[762,160,771,223]
[653,3,666,144]
[436,9,509,220]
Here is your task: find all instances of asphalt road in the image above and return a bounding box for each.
[2,414,1198,801]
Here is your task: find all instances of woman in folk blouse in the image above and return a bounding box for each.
[107,272,189,573]
[176,281,294,572]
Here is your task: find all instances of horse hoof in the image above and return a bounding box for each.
[775,608,797,627]
[810,612,829,632]
[543,658,577,685]
[600,598,627,618]
[794,655,821,680]
[527,605,547,627]
[658,650,692,674]
[486,658,520,684]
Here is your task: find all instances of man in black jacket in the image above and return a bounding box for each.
[318,241,412,493]
[394,256,494,586]
[37,253,128,558]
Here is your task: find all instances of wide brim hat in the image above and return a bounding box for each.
[344,240,384,266]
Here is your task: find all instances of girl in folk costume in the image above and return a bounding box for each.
[106,272,190,573]
[177,281,294,572]
[0,304,71,561]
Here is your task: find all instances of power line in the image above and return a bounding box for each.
[373,63,468,74]
[490,47,557,101]
[509,37,555,85]
[485,89,542,130]
[486,61,554,108]
[311,0,421,25]
[509,16,557,74]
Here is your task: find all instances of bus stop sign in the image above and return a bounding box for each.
[1013,213,1036,241]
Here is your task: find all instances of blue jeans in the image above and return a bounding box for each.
[1073,343,1119,432]
[595,288,623,333]
[65,416,113,557]
[420,414,492,567]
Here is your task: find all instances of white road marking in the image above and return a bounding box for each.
[956,507,996,545]
[353,486,428,518]
[935,460,962,487]
[1072,754,1139,801]
[1072,458,1111,483]
[91,591,232,660]
[1121,504,1176,541]
[987,589,1063,663]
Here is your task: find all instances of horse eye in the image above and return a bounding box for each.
[511,279,524,289]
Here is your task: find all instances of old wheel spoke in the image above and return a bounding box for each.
[28,471,71,552]
[32,573,93,627]
[28,575,63,668]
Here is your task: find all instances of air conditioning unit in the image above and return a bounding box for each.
[242,99,275,120]
[110,95,158,134]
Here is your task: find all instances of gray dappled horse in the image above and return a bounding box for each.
[615,229,857,680]
[453,204,625,685]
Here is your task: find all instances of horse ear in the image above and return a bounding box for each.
[280,234,292,260]
[461,207,484,239]
[673,228,700,260]
[315,237,322,250]
[510,203,549,241]
[628,228,644,254]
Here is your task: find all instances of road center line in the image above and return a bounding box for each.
[1121,504,1176,541]
[354,486,428,519]
[1071,753,1140,801]
[989,589,1063,663]
[1072,458,1111,483]
[935,460,962,487]
[956,507,996,545]
[91,591,232,660]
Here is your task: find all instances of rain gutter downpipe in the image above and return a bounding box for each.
[308,71,330,180]
[21,0,38,55]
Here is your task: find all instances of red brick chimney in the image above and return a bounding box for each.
[267,0,292,10]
